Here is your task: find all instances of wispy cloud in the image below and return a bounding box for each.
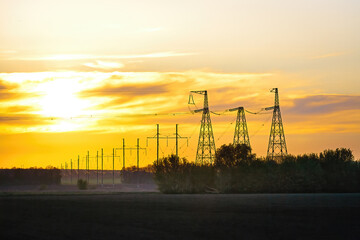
[0,79,34,102]
[83,61,124,70]
[0,114,54,126]
[286,94,360,115]
[11,52,197,61]
[80,83,170,98]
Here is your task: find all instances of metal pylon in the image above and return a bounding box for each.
[230,107,250,148]
[267,88,287,161]
[189,90,216,165]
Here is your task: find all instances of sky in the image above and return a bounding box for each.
[0,0,360,168]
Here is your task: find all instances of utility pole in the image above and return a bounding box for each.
[101,148,103,186]
[113,148,115,186]
[85,155,87,181]
[189,90,216,165]
[267,88,287,161]
[123,139,125,170]
[137,138,140,170]
[147,124,188,161]
[87,151,90,183]
[70,159,72,184]
[77,155,80,181]
[115,139,146,169]
[176,124,178,157]
[85,155,87,180]
[96,151,99,185]
[157,124,159,164]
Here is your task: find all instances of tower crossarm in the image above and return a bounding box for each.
[228,106,244,112]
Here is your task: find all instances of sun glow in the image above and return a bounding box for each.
[37,78,91,118]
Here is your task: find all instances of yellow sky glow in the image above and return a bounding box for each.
[0,0,359,168]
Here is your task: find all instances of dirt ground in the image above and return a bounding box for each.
[0,192,359,239]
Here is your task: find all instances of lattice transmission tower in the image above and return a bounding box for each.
[267,88,287,160]
[229,107,250,148]
[188,90,216,165]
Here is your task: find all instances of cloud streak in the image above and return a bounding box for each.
[286,94,360,115]
[83,61,124,70]
[0,79,34,102]
[0,114,55,126]
[10,52,198,61]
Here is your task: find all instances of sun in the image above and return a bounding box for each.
[37,78,87,118]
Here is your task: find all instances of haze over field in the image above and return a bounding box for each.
[1,0,360,168]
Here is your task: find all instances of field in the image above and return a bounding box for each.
[1,192,359,239]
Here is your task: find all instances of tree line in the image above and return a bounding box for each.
[0,167,61,185]
[153,144,360,193]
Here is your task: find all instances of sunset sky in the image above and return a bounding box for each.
[1,0,360,169]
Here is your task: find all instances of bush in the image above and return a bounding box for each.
[77,179,88,190]
[153,155,215,193]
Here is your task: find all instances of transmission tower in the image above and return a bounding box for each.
[189,90,216,165]
[229,107,250,148]
[267,88,287,160]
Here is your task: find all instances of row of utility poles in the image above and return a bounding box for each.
[64,124,188,185]
[147,124,188,164]
[66,139,145,186]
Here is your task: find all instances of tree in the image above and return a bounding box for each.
[214,143,255,168]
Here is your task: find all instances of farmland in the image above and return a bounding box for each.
[1,193,359,239]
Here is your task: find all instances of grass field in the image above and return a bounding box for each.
[1,193,359,239]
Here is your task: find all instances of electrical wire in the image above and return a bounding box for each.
[249,114,273,138]
[216,116,237,141]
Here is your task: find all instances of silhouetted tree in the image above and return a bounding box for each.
[152,148,360,194]
[320,148,359,192]
[153,155,214,193]
[0,167,61,185]
[214,144,255,168]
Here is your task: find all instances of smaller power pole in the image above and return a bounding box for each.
[123,139,125,170]
[157,124,159,164]
[176,124,178,157]
[85,155,87,180]
[113,148,115,186]
[77,155,80,181]
[85,155,87,181]
[96,151,99,185]
[137,138,140,170]
[101,148,104,186]
[70,159,72,184]
[115,140,146,170]
[147,124,188,160]
[87,151,90,183]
